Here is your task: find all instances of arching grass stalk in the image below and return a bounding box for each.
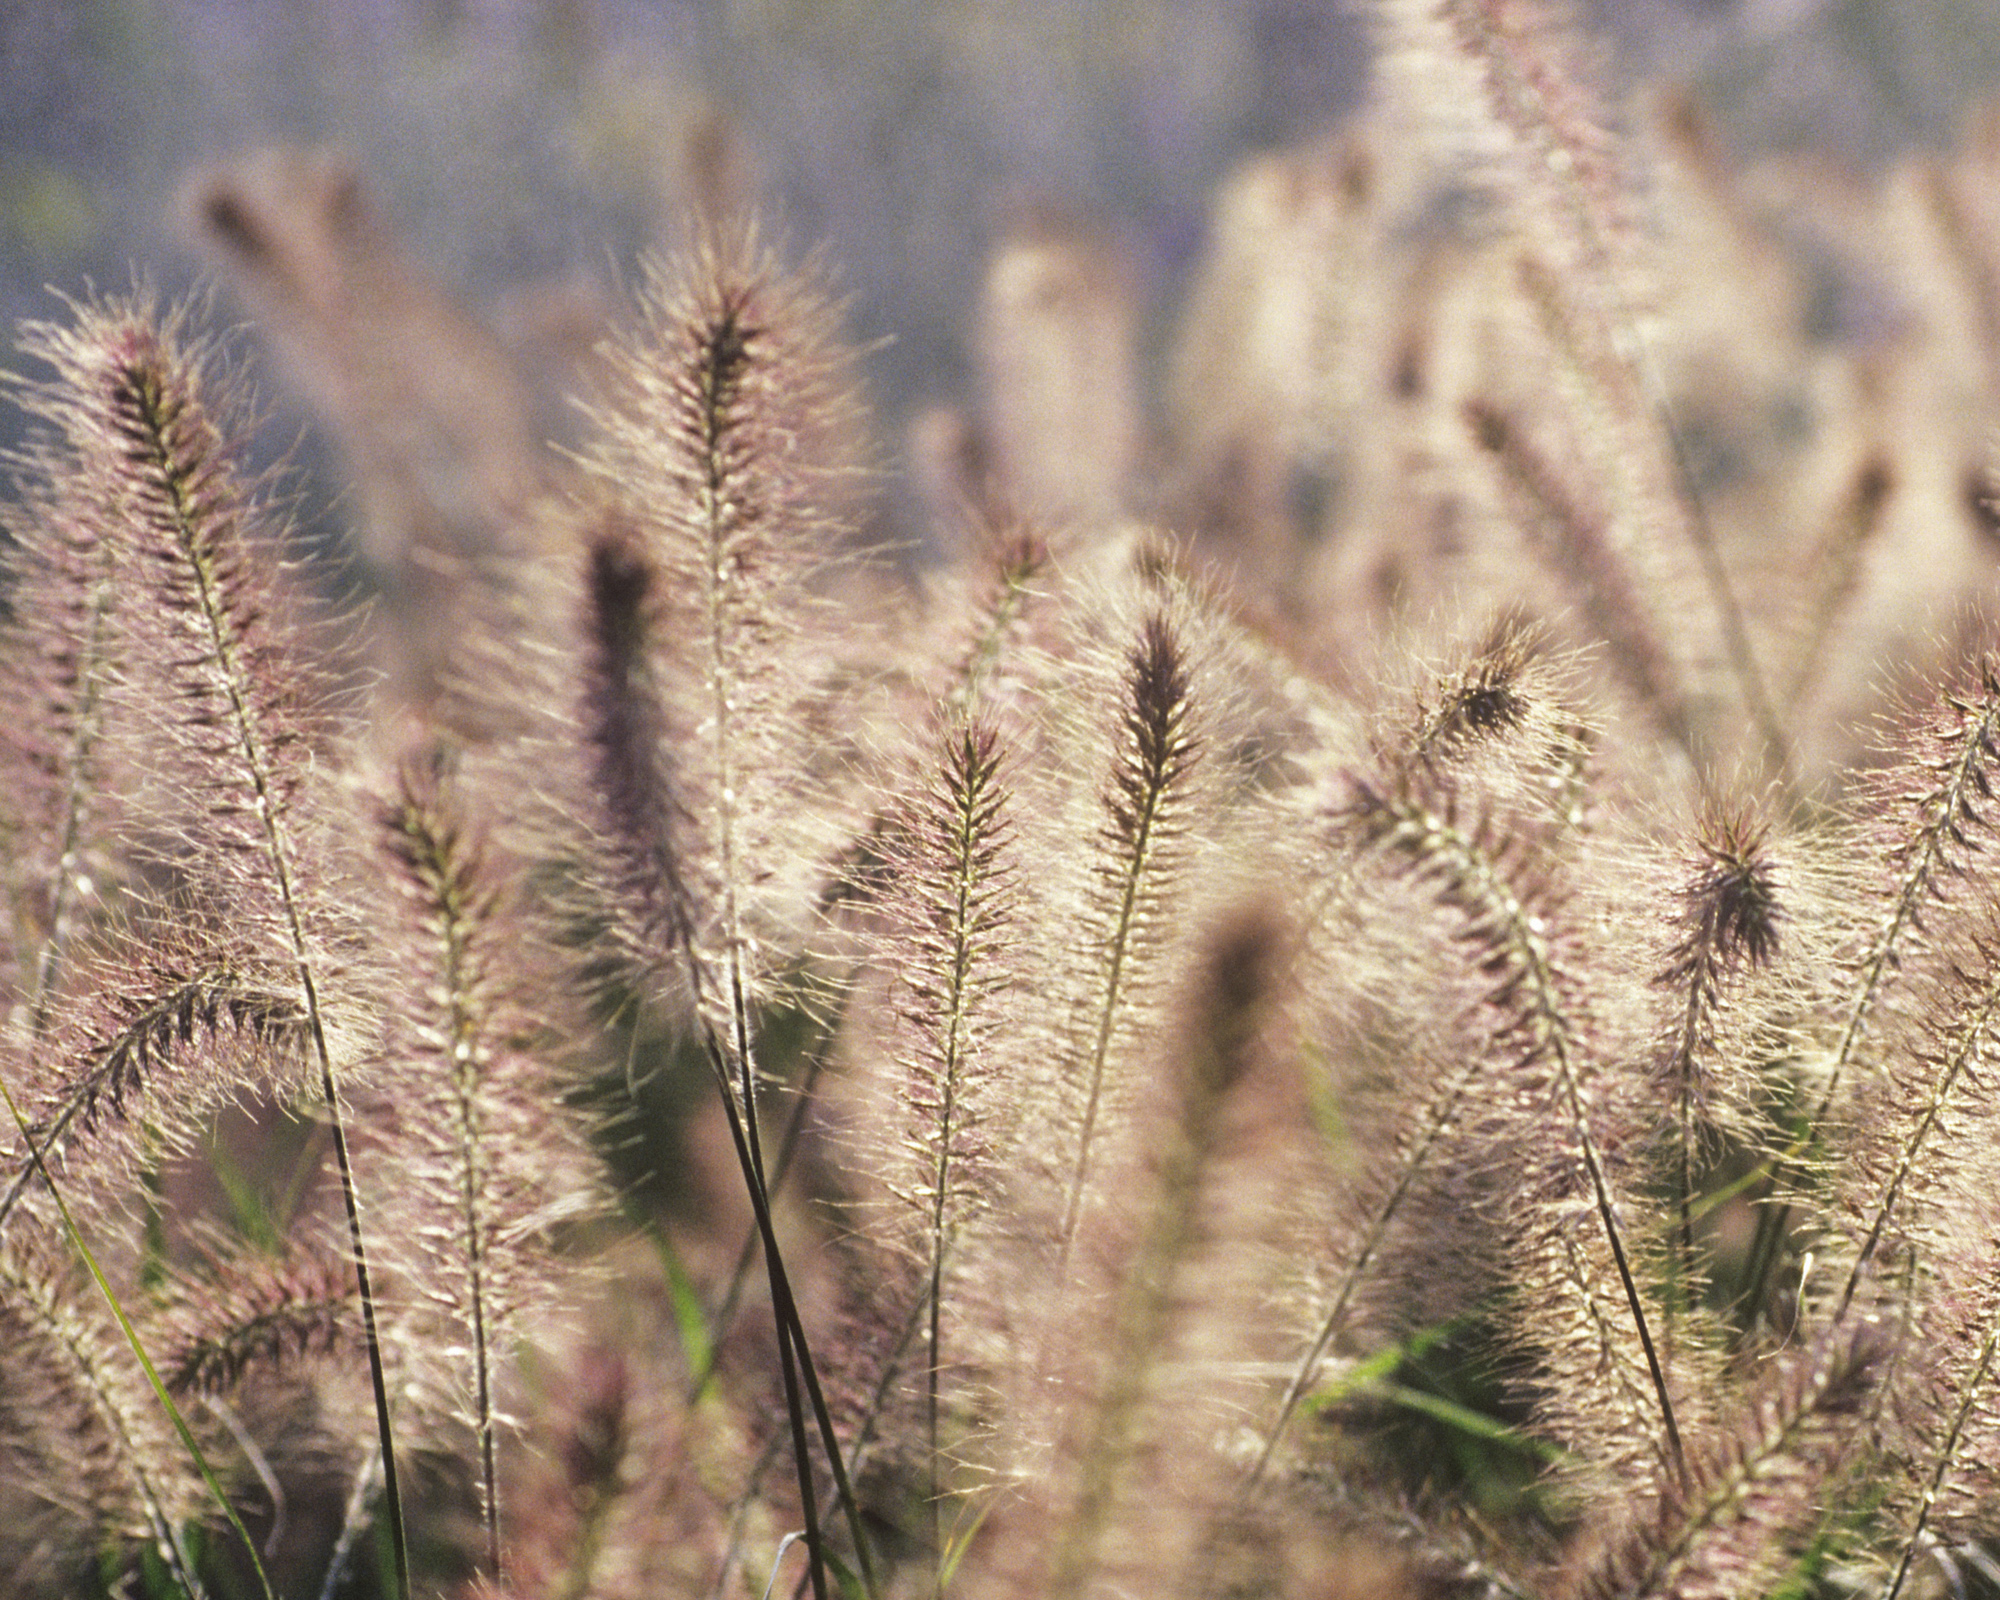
[1352,781,1687,1484]
[1885,1328,2000,1600]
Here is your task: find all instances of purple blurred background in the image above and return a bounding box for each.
[2,0,1998,502]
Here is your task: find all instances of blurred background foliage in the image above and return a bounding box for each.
[2,0,1999,544]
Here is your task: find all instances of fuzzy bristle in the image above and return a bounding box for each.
[370,742,598,1580]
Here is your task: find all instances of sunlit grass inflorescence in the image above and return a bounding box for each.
[16,4,2000,1597]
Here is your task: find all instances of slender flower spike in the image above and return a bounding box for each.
[0,1226,204,1572]
[1036,907,1295,1600]
[571,232,859,1066]
[1566,1322,1881,1600]
[372,745,596,1582]
[879,715,1019,1569]
[1745,658,2000,1315]
[1057,602,1209,1256]
[569,235,875,1600]
[2,951,310,1229]
[0,413,124,1045]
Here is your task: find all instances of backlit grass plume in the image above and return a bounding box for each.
[1043,574,1228,1264]
[885,717,1017,1515]
[1653,801,1782,1290]
[569,232,859,1043]
[565,232,874,1600]
[4,939,310,1229]
[1565,1322,1882,1600]
[823,712,1021,1574]
[0,371,124,1049]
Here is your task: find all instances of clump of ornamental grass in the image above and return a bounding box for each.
[23,4,2000,1598]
